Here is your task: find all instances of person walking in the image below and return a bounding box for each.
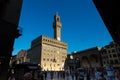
[106,64,115,80]
[95,68,102,80]
[115,70,120,80]
[50,71,54,80]
[8,74,16,80]
[71,71,74,80]
[44,71,47,80]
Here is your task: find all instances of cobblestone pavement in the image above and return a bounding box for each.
[43,72,74,80]
[42,72,114,80]
[42,72,92,80]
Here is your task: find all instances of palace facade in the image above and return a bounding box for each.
[27,14,68,71]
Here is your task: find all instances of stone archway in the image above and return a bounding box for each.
[89,54,99,68]
[81,56,90,68]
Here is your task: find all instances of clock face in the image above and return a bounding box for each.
[57,37,60,41]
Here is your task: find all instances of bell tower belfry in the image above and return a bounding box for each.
[53,13,62,41]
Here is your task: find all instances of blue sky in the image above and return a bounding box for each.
[13,0,113,55]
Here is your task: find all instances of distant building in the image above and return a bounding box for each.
[64,54,80,72]
[65,47,102,71]
[27,13,68,71]
[16,50,28,64]
[101,42,120,68]
[9,55,17,67]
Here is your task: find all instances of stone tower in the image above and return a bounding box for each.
[53,13,62,41]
